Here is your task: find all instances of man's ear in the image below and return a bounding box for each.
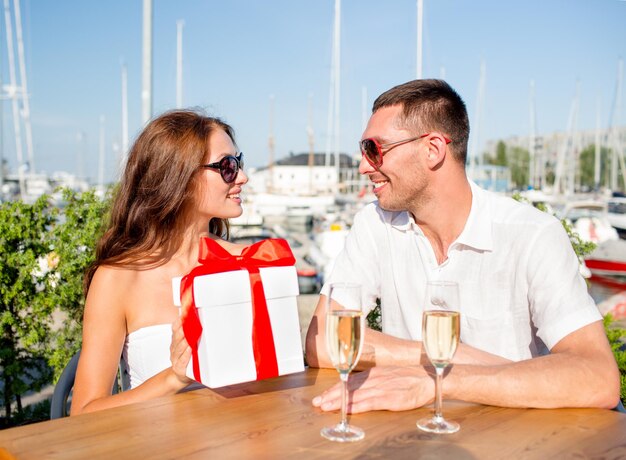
[425,134,448,168]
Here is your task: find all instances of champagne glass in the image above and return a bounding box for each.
[320,282,365,442]
[417,280,461,434]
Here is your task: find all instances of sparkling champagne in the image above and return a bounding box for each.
[321,283,365,442]
[422,310,460,367]
[326,310,362,373]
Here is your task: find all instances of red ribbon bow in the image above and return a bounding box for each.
[180,237,296,383]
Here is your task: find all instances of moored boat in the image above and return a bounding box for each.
[560,200,619,244]
[585,239,626,277]
[607,196,626,239]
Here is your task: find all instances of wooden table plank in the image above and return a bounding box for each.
[1,368,625,459]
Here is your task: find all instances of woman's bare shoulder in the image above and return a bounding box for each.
[91,264,141,288]
[90,265,158,309]
[82,266,136,327]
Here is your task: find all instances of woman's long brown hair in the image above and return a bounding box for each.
[84,109,234,293]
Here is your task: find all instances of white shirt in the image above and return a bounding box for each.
[123,324,172,389]
[123,324,204,391]
[322,181,601,361]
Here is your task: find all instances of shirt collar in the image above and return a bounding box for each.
[388,209,413,230]
[455,180,493,251]
[387,180,493,251]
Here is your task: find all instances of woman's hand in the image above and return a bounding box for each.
[170,317,194,385]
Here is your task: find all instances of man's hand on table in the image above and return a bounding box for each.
[312,366,435,413]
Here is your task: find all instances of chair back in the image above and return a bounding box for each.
[50,350,129,419]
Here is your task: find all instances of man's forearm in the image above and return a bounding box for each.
[308,324,511,369]
[311,322,620,412]
[445,350,619,409]
[306,325,417,369]
[357,328,422,368]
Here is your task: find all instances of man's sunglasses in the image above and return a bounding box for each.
[359,133,451,168]
[200,152,244,183]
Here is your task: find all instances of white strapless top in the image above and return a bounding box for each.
[123,324,172,389]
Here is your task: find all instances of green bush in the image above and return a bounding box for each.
[604,314,626,404]
[0,196,57,427]
[366,298,382,331]
[0,189,109,427]
[46,188,110,380]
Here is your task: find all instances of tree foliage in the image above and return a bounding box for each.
[366,298,382,331]
[484,141,529,189]
[493,140,507,166]
[508,146,530,189]
[0,189,109,426]
[47,189,110,380]
[579,144,611,190]
[483,138,624,192]
[0,196,57,427]
[603,315,626,405]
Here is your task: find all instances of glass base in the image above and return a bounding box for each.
[416,416,460,434]
[321,423,365,442]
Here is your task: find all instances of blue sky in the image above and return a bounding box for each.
[1,0,625,183]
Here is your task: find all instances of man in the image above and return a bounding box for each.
[305,79,619,413]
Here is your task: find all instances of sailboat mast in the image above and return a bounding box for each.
[529,80,536,189]
[3,0,24,197]
[176,20,184,108]
[0,22,5,192]
[141,0,153,124]
[324,54,334,167]
[469,59,486,179]
[13,0,34,176]
[268,94,275,193]
[98,116,105,191]
[307,93,314,194]
[554,84,579,195]
[416,0,423,79]
[609,58,624,192]
[76,131,84,180]
[333,0,341,189]
[121,61,129,165]
[594,98,601,190]
[0,41,3,193]
[361,86,368,131]
[570,82,581,194]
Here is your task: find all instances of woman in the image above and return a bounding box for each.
[71,109,248,414]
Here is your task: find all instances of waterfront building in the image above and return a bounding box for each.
[246,152,364,196]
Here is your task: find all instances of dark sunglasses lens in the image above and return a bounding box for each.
[220,156,238,183]
[361,139,380,166]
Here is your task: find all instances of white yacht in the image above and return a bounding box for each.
[607,196,626,239]
[560,200,619,244]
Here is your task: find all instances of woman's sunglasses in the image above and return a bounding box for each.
[359,133,451,168]
[200,152,244,183]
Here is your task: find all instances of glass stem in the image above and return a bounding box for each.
[339,371,349,429]
[434,366,444,421]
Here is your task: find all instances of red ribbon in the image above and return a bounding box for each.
[180,237,296,383]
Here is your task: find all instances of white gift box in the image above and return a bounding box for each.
[172,265,304,388]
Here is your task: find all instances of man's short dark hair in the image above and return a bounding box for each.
[373,79,470,164]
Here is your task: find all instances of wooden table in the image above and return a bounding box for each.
[1,368,625,459]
